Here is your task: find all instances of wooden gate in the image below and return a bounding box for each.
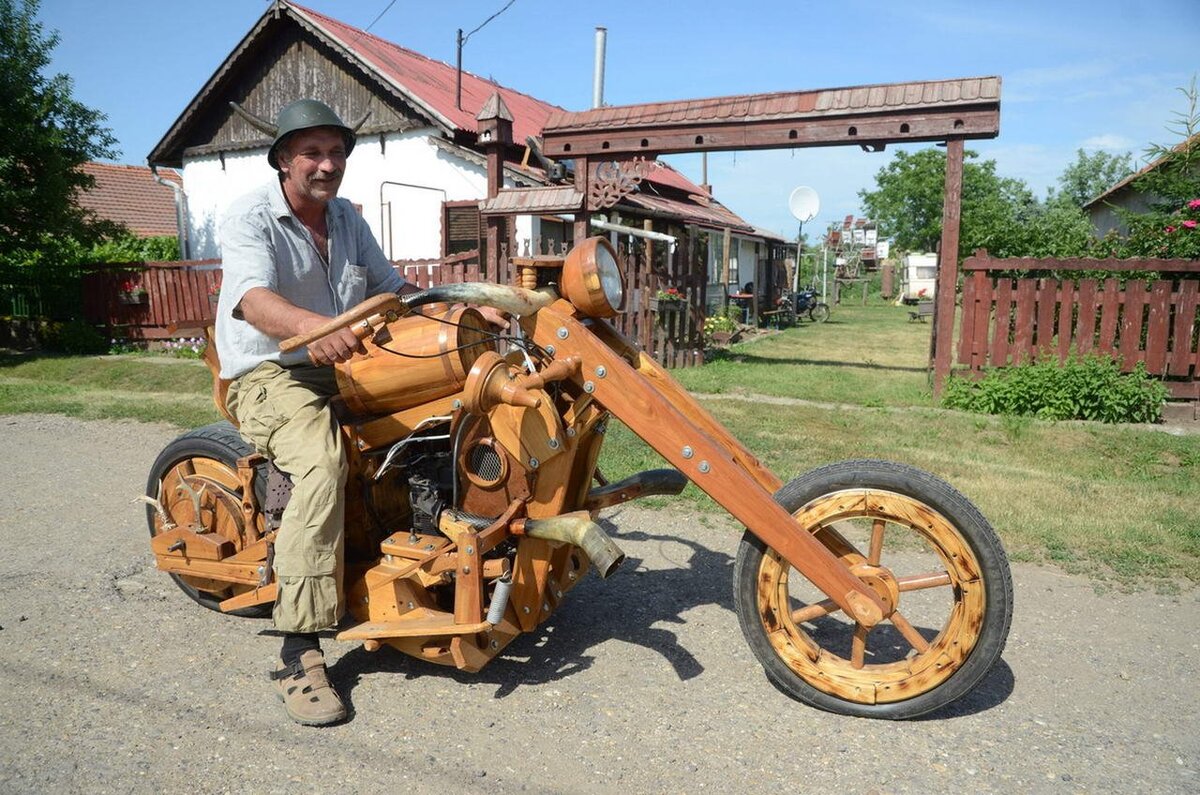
[954,252,1200,398]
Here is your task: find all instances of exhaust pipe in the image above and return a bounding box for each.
[522,511,625,578]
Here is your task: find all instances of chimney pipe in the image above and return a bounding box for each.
[592,27,607,109]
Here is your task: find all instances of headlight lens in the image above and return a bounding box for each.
[594,240,624,310]
[561,237,625,318]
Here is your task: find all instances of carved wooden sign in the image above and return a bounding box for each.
[586,158,652,211]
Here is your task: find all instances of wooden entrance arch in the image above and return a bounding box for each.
[498,76,1002,389]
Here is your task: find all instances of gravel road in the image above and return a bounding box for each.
[0,414,1196,794]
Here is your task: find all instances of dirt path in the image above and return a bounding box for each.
[0,415,1196,794]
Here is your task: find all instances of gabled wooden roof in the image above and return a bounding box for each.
[148,1,560,166]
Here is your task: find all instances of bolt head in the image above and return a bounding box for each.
[556,327,569,339]
[584,381,595,393]
[698,460,711,474]
[522,606,531,614]
[529,457,540,469]
[595,365,607,378]
[682,446,694,459]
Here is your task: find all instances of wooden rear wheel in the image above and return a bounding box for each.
[145,421,270,618]
[733,460,1012,719]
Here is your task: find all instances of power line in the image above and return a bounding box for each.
[363,0,400,34]
[462,0,517,44]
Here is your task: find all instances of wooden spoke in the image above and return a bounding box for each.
[850,623,869,669]
[868,518,886,566]
[889,610,931,653]
[791,598,838,624]
[896,571,953,592]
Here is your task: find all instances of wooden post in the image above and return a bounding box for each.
[573,156,590,244]
[476,93,513,283]
[721,227,732,308]
[932,138,964,394]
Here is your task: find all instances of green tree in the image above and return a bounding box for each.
[857,148,1037,256]
[1051,148,1133,208]
[0,0,119,266]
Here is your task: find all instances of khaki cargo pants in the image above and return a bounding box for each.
[226,361,346,633]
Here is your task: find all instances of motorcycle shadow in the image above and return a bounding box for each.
[302,516,1013,720]
[322,519,735,709]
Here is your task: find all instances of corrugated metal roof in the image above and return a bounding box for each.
[289,3,560,144]
[545,77,1000,133]
[75,163,180,238]
[625,191,755,234]
[479,186,584,215]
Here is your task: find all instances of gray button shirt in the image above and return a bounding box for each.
[215,179,405,378]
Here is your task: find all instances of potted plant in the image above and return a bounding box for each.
[118,278,148,305]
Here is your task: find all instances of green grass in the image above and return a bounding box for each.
[675,303,935,407]
[0,353,219,427]
[3,302,1197,588]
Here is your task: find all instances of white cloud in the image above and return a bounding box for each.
[1080,134,1136,151]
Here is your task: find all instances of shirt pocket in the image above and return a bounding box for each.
[340,263,368,308]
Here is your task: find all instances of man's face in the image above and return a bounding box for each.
[278,127,348,206]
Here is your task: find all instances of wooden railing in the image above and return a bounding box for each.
[955,252,1200,398]
[82,243,708,368]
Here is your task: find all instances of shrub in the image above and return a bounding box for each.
[40,319,109,355]
[942,355,1169,424]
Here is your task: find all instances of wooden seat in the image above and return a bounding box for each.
[201,325,238,427]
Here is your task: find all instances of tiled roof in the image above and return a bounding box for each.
[289,3,560,144]
[544,77,1001,132]
[75,163,180,238]
[1084,131,1200,209]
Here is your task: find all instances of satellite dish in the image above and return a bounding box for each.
[788,186,820,223]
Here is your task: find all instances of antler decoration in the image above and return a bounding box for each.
[348,110,372,132]
[228,102,278,137]
[587,158,651,211]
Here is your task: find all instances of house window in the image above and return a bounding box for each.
[442,200,481,257]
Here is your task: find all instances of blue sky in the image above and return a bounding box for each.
[37,0,1200,238]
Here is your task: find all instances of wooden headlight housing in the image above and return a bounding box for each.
[561,237,625,318]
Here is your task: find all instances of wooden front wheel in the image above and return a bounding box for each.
[145,421,270,618]
[733,460,1012,719]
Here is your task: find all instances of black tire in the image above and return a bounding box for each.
[733,459,1012,719]
[145,421,272,618]
[809,302,831,323]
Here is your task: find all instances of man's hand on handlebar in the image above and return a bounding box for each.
[300,321,366,366]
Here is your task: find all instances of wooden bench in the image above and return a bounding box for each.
[908,302,934,322]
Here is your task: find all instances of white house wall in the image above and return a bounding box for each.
[182,128,532,261]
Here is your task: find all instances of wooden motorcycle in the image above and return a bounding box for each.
[144,237,1012,719]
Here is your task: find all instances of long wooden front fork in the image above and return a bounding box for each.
[524,303,886,627]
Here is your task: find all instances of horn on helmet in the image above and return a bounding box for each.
[228,102,279,138]
[348,110,372,132]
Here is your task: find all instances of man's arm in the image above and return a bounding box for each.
[238,287,366,365]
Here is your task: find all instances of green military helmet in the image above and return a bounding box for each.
[268,99,357,170]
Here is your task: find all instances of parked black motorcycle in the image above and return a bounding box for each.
[777,287,830,326]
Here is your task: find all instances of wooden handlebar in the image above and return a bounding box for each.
[278,293,403,353]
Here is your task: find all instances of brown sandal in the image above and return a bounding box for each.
[270,649,347,726]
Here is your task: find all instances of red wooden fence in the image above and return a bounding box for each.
[955,252,1200,398]
[82,245,707,368]
[82,260,221,339]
